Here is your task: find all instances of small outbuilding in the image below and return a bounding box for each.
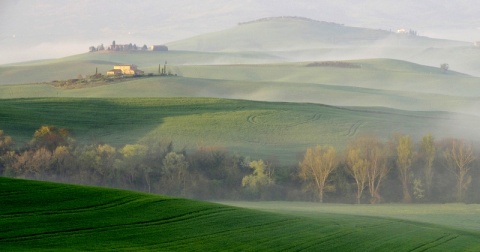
[106,69,122,76]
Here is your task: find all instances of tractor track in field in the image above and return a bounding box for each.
[0,195,141,219]
[158,218,301,250]
[0,207,237,243]
[247,115,258,124]
[345,121,363,137]
[409,234,459,252]
[247,112,322,127]
[294,229,358,251]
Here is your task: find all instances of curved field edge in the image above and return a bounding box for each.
[1,177,480,251]
[222,201,480,234]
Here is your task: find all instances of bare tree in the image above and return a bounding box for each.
[346,147,369,204]
[443,139,476,202]
[299,145,338,203]
[362,137,390,204]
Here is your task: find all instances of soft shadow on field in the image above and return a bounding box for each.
[0,98,229,146]
[220,201,480,233]
[2,97,480,165]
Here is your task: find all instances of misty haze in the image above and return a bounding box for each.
[1,1,480,251]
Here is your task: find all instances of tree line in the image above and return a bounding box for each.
[0,126,479,203]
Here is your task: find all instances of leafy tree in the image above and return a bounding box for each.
[162,152,189,195]
[143,139,173,173]
[299,145,338,203]
[31,125,72,152]
[9,148,53,179]
[188,145,245,199]
[420,134,436,199]
[189,145,227,181]
[52,145,75,181]
[0,130,14,152]
[118,144,150,192]
[396,134,413,203]
[76,144,117,186]
[0,130,15,175]
[242,160,274,195]
[443,139,476,202]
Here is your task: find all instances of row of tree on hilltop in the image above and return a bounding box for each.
[89,41,147,52]
[0,127,479,203]
[89,41,168,52]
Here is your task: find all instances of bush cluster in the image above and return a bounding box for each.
[1,127,479,203]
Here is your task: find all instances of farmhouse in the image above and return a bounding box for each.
[107,64,144,76]
[150,45,168,51]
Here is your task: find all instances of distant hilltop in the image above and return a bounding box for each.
[238,16,344,26]
[89,40,168,53]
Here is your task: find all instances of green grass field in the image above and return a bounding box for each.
[223,201,480,234]
[167,17,467,52]
[3,17,480,251]
[173,59,480,97]
[1,177,479,251]
[165,17,480,76]
[0,50,282,85]
[2,58,480,116]
[1,97,478,164]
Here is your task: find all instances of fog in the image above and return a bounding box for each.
[2,0,480,204]
[1,0,480,64]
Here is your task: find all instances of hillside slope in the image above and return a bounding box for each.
[2,58,479,116]
[0,50,282,85]
[1,177,480,251]
[174,59,479,97]
[1,98,479,164]
[167,17,468,52]
[166,17,480,76]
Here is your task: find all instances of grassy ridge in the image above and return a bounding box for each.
[1,97,479,164]
[0,50,282,85]
[167,17,467,52]
[2,59,480,115]
[1,177,479,251]
[165,17,479,75]
[174,59,480,97]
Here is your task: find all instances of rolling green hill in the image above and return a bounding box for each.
[0,50,282,85]
[1,98,479,164]
[1,177,480,251]
[167,17,468,52]
[165,17,480,76]
[1,58,479,115]
[174,59,480,97]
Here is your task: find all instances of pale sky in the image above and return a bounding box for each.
[1,0,479,64]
